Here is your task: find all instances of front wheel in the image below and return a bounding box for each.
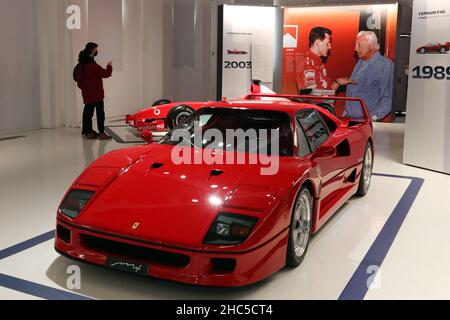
[286,187,313,268]
[356,142,373,197]
[420,48,426,54]
[166,105,195,130]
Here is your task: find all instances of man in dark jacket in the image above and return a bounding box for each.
[75,42,113,140]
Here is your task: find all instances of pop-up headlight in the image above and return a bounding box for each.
[204,213,258,245]
[59,189,95,219]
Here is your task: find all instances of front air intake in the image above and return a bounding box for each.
[80,234,190,268]
[211,258,236,273]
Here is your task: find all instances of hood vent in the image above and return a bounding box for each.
[151,163,164,169]
[210,169,224,177]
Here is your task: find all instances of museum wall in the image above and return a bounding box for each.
[0,0,164,134]
[51,0,165,129]
[162,0,215,101]
[85,0,164,124]
[0,0,41,134]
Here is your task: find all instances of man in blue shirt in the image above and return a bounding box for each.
[344,31,394,121]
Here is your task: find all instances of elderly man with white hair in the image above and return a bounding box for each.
[344,31,394,121]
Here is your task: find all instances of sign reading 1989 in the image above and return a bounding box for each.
[412,65,450,80]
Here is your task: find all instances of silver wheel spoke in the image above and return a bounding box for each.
[363,146,372,190]
[293,192,311,258]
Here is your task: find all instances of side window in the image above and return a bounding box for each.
[296,121,311,158]
[297,110,330,151]
[317,110,337,133]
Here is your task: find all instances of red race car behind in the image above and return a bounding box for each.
[125,81,281,133]
[125,99,207,132]
[55,94,374,287]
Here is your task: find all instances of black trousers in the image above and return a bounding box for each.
[82,100,105,134]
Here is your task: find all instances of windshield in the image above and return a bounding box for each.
[160,108,294,156]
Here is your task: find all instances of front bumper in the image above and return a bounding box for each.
[55,219,288,287]
[125,115,167,132]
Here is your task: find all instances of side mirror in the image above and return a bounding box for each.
[141,130,154,144]
[312,145,336,160]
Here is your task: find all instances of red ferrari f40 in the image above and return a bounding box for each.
[56,93,374,287]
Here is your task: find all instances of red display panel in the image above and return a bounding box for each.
[282,5,398,122]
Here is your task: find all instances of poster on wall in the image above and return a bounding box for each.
[218,5,276,100]
[403,0,450,174]
[282,4,398,122]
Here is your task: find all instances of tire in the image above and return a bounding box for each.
[355,142,373,197]
[286,187,313,268]
[152,99,172,107]
[166,105,195,130]
[316,103,336,115]
[420,48,426,54]
[440,47,446,54]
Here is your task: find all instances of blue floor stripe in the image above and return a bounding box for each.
[0,230,55,261]
[0,273,92,300]
[339,174,424,300]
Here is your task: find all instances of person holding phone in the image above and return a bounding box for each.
[75,42,113,140]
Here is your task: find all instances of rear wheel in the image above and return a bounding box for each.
[286,187,313,268]
[356,142,373,197]
[166,105,195,130]
[440,47,446,54]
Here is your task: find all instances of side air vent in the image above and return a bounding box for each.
[336,139,351,157]
[348,121,364,127]
[345,169,357,183]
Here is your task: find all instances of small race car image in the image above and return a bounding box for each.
[227,49,248,55]
[416,42,450,54]
[55,92,374,287]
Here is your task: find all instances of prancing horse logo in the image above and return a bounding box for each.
[132,222,140,230]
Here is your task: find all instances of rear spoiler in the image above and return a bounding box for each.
[243,93,371,123]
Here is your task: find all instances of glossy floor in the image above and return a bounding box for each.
[0,123,449,299]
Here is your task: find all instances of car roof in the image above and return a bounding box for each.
[200,99,326,115]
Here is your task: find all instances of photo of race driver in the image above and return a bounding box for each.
[297,27,354,93]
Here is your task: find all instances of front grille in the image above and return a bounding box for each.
[57,225,71,244]
[80,234,190,268]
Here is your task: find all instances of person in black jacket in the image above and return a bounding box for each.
[75,42,113,140]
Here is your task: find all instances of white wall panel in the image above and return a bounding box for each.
[0,0,41,134]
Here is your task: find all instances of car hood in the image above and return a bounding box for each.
[76,144,278,248]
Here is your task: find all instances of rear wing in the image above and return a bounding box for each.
[243,93,371,123]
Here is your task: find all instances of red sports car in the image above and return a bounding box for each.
[55,94,373,287]
[416,42,450,54]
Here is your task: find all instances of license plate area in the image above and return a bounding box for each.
[105,256,149,276]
